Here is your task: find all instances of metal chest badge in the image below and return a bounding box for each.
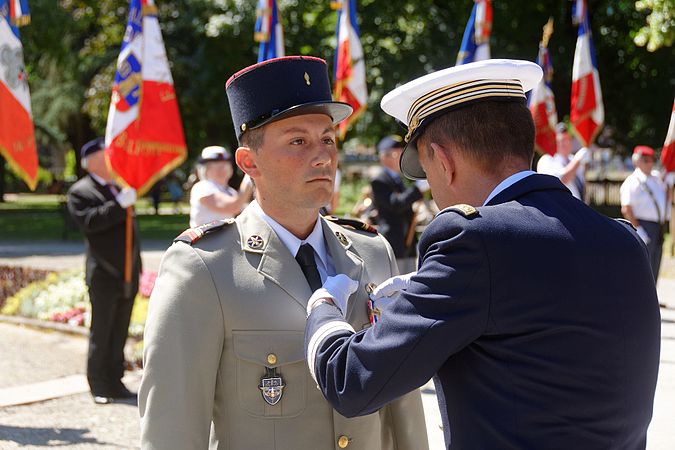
[259,367,285,406]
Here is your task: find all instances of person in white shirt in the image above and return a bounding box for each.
[189,146,250,227]
[537,122,591,201]
[620,145,669,280]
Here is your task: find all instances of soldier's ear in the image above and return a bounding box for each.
[431,142,454,185]
[235,147,259,177]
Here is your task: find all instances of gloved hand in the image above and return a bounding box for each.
[115,188,137,208]
[572,147,591,164]
[306,274,359,316]
[636,226,651,245]
[414,179,430,193]
[370,272,416,300]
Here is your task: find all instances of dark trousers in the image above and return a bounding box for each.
[86,279,135,395]
[638,220,664,281]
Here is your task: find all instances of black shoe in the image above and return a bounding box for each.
[111,383,136,399]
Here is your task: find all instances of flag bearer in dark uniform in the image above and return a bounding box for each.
[305,59,661,449]
[139,56,428,450]
[67,138,141,404]
[371,135,428,272]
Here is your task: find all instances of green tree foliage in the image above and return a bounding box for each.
[634,0,674,51]
[15,0,675,184]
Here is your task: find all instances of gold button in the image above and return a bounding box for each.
[267,353,277,365]
[337,435,350,448]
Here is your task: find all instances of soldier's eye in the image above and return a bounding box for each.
[323,138,335,145]
[290,138,305,145]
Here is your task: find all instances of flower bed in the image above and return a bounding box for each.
[0,265,51,308]
[1,268,157,367]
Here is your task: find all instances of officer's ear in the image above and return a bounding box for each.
[430,142,455,185]
[235,146,260,178]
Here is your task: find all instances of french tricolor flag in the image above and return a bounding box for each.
[105,0,186,195]
[660,99,675,172]
[254,0,284,63]
[334,0,367,139]
[570,0,604,147]
[456,0,492,65]
[0,0,37,190]
[528,19,558,156]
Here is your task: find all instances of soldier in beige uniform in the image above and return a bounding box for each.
[139,56,428,450]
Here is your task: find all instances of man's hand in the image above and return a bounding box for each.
[115,188,137,208]
[306,274,359,316]
[572,147,592,165]
[370,272,416,300]
[636,226,651,245]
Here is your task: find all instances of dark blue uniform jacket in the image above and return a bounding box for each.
[305,174,661,449]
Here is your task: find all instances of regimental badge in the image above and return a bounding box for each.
[247,235,264,249]
[304,72,311,86]
[335,231,349,247]
[259,367,285,406]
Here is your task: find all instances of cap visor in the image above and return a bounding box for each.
[400,140,427,180]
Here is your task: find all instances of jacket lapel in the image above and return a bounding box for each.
[485,173,570,206]
[238,206,314,311]
[321,219,364,321]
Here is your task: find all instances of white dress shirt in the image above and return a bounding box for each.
[620,168,669,223]
[253,201,336,282]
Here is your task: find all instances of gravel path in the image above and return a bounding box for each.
[0,323,142,449]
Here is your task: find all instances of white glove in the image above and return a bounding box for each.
[414,179,430,193]
[636,226,651,245]
[306,274,359,316]
[115,187,137,208]
[370,272,416,300]
[572,147,591,164]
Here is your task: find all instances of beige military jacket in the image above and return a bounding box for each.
[139,204,428,450]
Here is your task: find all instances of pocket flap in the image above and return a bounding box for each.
[232,330,305,367]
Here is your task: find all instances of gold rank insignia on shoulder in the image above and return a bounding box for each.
[335,231,349,247]
[447,204,479,218]
[174,219,235,245]
[323,215,378,234]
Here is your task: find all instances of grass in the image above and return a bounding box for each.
[0,194,191,241]
[1,179,371,241]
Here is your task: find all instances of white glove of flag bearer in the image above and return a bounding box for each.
[115,188,137,208]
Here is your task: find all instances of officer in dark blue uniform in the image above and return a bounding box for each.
[304,60,661,449]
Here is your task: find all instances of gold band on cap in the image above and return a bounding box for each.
[404,79,525,142]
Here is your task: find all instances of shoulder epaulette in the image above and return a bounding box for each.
[446,204,479,219]
[324,215,378,234]
[174,218,235,245]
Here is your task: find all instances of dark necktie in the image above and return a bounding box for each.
[295,243,322,291]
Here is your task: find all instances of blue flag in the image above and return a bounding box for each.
[254,0,284,62]
[456,0,492,65]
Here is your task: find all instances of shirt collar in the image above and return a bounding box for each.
[89,173,107,186]
[252,201,329,267]
[634,168,651,182]
[483,170,536,206]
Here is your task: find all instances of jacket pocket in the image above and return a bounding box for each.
[232,330,307,418]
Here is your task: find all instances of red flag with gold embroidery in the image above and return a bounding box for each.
[104,0,186,196]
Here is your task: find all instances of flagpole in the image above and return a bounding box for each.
[124,207,133,298]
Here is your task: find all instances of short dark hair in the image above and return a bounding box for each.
[418,101,535,175]
[239,126,265,152]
